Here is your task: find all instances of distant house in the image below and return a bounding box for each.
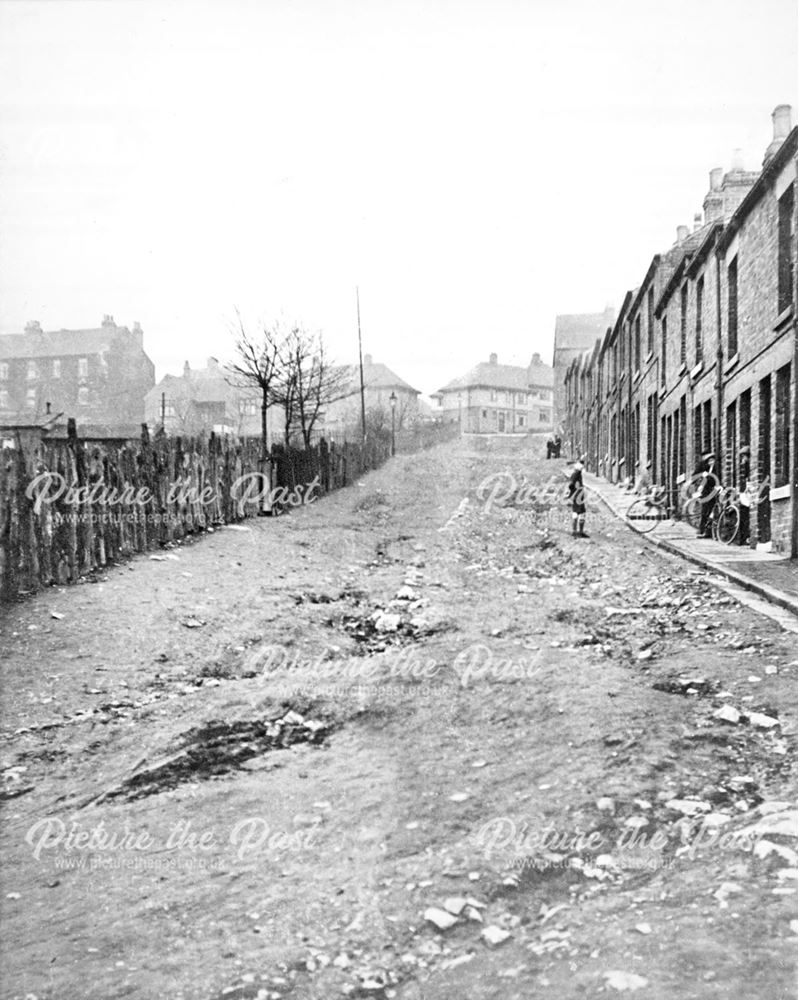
[145,358,264,438]
[320,354,421,437]
[0,315,155,429]
[553,307,615,426]
[433,352,554,433]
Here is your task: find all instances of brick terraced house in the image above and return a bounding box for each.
[0,315,155,431]
[433,352,553,434]
[564,105,798,556]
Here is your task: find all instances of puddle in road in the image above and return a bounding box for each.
[101,707,334,803]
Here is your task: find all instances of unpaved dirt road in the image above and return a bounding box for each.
[1,437,797,1000]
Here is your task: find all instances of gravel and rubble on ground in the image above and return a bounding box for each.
[1,437,797,1000]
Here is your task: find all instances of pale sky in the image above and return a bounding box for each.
[1,0,796,397]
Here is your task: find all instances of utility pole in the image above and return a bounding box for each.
[356,287,367,444]
[161,392,166,427]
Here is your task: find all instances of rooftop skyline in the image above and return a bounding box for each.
[1,0,796,397]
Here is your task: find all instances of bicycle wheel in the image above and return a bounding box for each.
[626,498,666,534]
[683,497,703,530]
[715,504,740,545]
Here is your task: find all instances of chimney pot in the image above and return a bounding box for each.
[183,361,191,377]
[24,320,42,334]
[677,225,689,243]
[363,353,373,365]
[102,314,115,327]
[489,352,498,365]
[773,104,792,140]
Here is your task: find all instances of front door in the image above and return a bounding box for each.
[498,411,506,432]
[758,377,771,543]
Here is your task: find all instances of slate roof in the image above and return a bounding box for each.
[355,360,420,394]
[554,308,616,353]
[0,328,121,360]
[527,355,554,388]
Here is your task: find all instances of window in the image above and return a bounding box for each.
[695,276,704,363]
[539,411,548,422]
[678,397,687,476]
[647,394,658,474]
[778,185,795,314]
[660,317,667,386]
[26,387,36,408]
[634,316,641,370]
[647,289,654,355]
[78,358,88,378]
[702,400,712,456]
[728,257,738,356]
[694,404,703,465]
[0,362,8,380]
[680,284,688,364]
[490,390,497,402]
[518,415,525,427]
[27,360,38,380]
[52,359,61,378]
[78,386,89,405]
[163,402,176,417]
[740,389,751,450]
[0,389,8,409]
[517,392,526,404]
[481,409,487,418]
[775,363,791,488]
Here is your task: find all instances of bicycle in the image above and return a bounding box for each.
[712,487,741,545]
[681,472,721,533]
[625,484,669,534]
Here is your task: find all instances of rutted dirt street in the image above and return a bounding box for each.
[1,436,797,1000]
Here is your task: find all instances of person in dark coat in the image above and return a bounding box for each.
[566,460,588,537]
[694,451,719,538]
[546,437,554,460]
[553,434,562,459]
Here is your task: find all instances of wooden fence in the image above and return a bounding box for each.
[0,423,391,602]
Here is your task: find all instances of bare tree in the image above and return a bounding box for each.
[226,313,281,459]
[294,331,353,447]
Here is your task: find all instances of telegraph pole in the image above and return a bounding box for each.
[356,287,367,444]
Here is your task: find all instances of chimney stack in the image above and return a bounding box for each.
[763,104,793,165]
[703,168,724,224]
[102,314,115,327]
[676,224,689,243]
[730,148,745,172]
[531,352,541,364]
[24,320,42,335]
[693,212,703,232]
[363,353,373,365]
[183,361,191,378]
[489,352,498,365]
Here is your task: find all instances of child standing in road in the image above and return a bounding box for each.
[566,461,588,538]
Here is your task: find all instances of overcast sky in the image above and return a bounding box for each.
[1,0,796,397]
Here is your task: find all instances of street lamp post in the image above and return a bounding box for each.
[389,391,397,457]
